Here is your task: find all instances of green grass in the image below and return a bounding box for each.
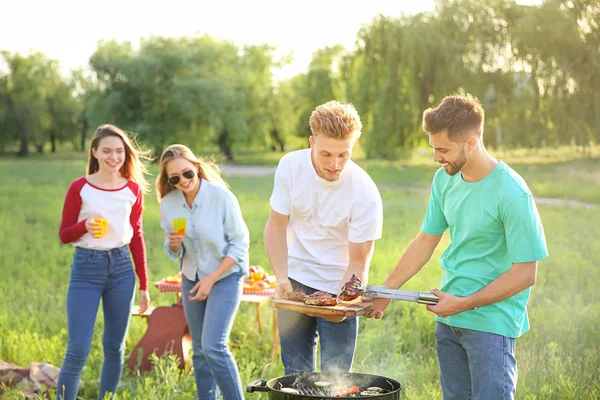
[0,147,599,399]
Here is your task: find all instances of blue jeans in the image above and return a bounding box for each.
[56,246,135,400]
[181,272,244,400]
[277,278,358,374]
[436,322,518,400]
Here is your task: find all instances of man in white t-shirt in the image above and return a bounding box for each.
[264,100,383,373]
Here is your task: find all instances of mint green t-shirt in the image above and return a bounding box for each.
[422,162,548,338]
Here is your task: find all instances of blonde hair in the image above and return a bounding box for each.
[87,124,151,193]
[309,101,362,140]
[156,144,227,202]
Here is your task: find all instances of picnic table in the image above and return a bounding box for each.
[153,281,277,333]
[130,280,279,372]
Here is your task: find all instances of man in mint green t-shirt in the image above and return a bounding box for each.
[365,94,548,400]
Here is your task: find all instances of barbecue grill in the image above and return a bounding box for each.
[247,372,402,399]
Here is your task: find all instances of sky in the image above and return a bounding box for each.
[1,0,437,80]
[1,0,543,80]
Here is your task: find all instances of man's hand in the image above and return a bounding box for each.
[362,296,392,319]
[275,279,293,300]
[425,288,470,318]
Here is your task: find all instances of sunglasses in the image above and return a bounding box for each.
[168,170,196,185]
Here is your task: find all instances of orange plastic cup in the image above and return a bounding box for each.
[172,218,187,237]
[92,218,108,238]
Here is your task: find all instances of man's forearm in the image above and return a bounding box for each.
[264,224,289,282]
[345,262,369,285]
[383,233,441,289]
[464,262,537,309]
[339,241,375,293]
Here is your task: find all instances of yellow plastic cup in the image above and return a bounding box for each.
[172,218,187,237]
[92,218,108,238]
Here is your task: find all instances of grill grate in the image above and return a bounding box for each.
[296,385,333,397]
[292,384,362,397]
[274,375,395,398]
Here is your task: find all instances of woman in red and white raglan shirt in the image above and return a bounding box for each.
[56,124,150,400]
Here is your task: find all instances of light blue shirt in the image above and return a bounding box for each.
[159,178,250,282]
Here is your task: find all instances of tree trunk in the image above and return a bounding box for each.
[270,129,285,152]
[218,129,234,162]
[17,135,28,157]
[80,119,88,152]
[495,123,502,149]
[153,145,163,163]
[6,96,28,157]
[46,99,57,153]
[36,143,44,153]
[51,130,57,152]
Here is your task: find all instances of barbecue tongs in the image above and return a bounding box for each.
[359,286,439,305]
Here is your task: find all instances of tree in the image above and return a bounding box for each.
[0,51,67,156]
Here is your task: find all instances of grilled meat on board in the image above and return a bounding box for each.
[338,274,364,301]
[285,274,364,305]
[287,288,308,302]
[304,291,339,306]
[286,289,339,306]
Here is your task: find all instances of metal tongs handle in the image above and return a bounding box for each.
[360,286,439,305]
[416,292,439,305]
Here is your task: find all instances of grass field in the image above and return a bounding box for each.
[0,147,599,399]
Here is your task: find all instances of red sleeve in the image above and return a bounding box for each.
[128,182,148,291]
[59,177,89,244]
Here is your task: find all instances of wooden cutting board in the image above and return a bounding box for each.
[271,298,373,319]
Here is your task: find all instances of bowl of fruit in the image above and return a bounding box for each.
[244,266,276,294]
[162,271,182,284]
[153,271,183,293]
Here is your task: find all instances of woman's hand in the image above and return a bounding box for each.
[189,276,216,301]
[85,218,103,236]
[167,231,185,253]
[138,290,151,313]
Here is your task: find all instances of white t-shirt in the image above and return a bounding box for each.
[269,149,383,294]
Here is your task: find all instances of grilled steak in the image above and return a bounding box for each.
[338,274,364,301]
[304,291,339,306]
[287,288,308,302]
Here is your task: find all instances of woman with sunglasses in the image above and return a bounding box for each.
[56,124,151,400]
[155,144,250,400]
